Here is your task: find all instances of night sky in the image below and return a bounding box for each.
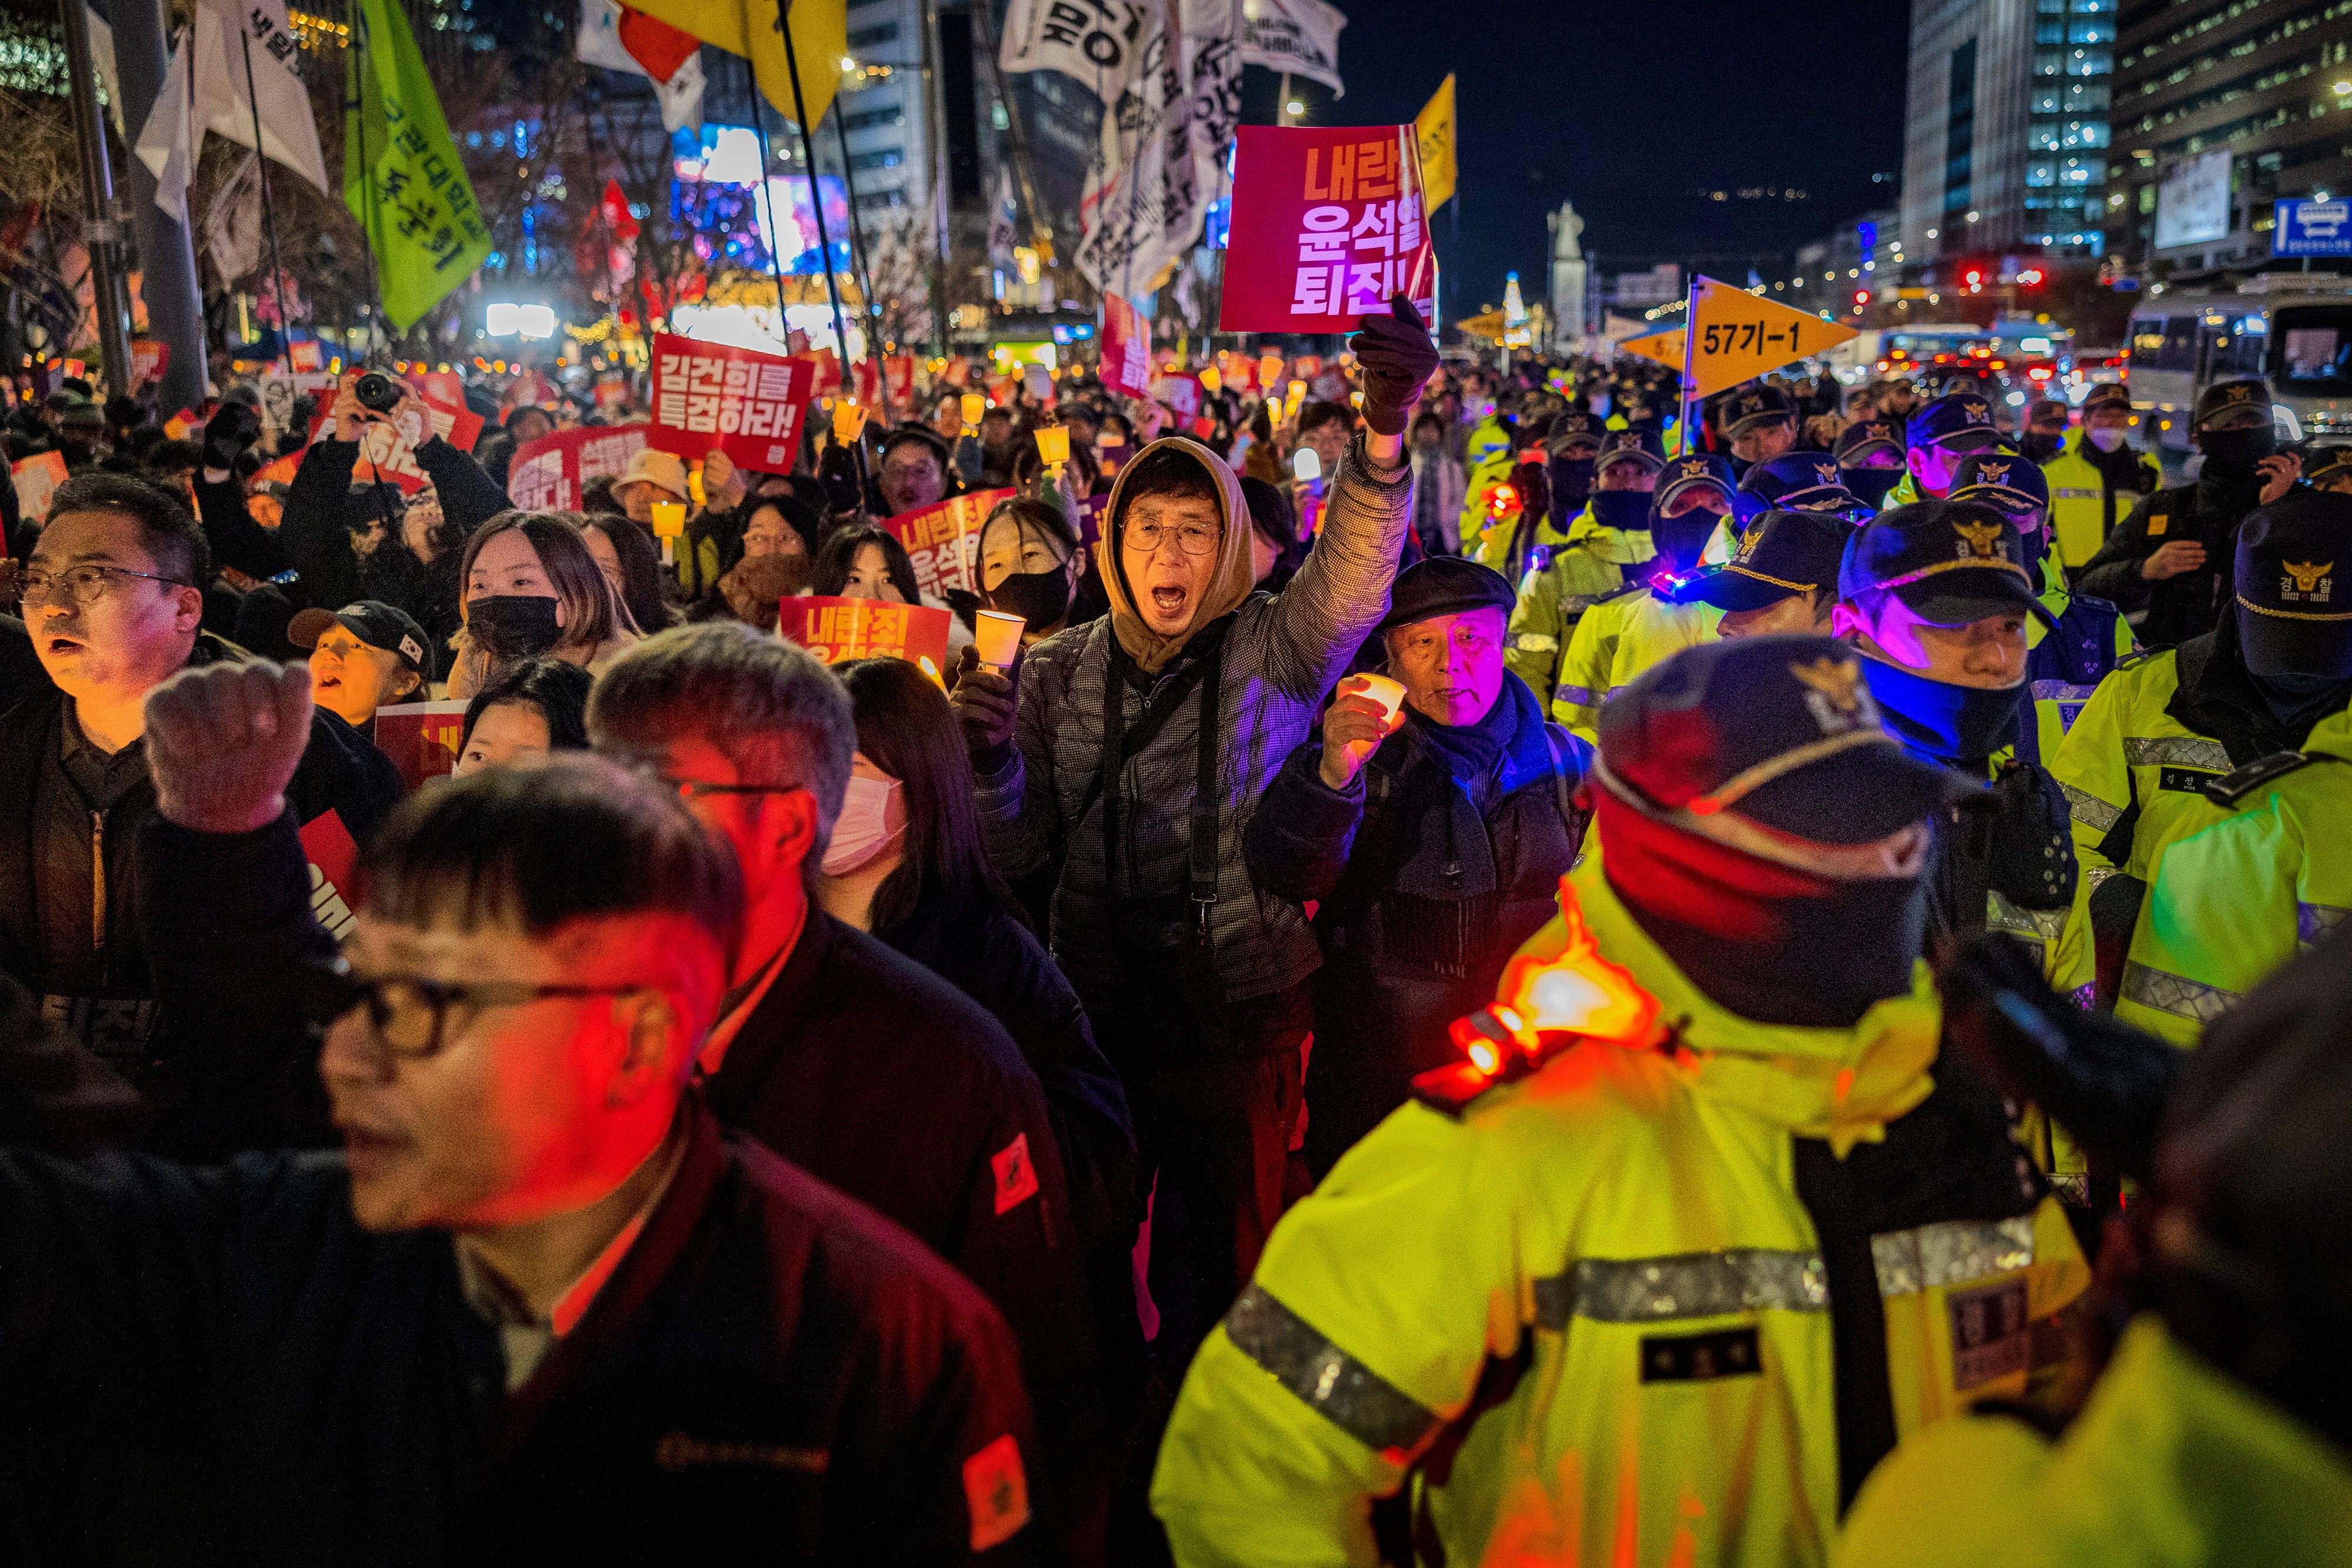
[1241,0,1913,319]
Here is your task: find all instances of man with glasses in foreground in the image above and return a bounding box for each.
[0,666,1040,1562]
[0,473,399,1154]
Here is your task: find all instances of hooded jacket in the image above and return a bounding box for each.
[974,433,1412,1018]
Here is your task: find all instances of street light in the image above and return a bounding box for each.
[1286,99,1304,116]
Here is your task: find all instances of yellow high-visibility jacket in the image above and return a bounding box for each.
[2114,712,2352,1045]
[1548,581,1720,742]
[2040,428,2159,576]
[1838,1315,2352,1567]
[1502,503,1652,704]
[1153,859,2090,1568]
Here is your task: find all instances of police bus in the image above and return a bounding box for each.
[2125,272,2352,453]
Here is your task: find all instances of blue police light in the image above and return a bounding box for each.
[1859,220,1879,250]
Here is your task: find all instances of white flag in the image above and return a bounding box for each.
[1075,0,1243,297]
[576,0,706,133]
[998,0,1154,106]
[133,28,195,223]
[204,152,266,283]
[1238,0,1344,97]
[191,0,330,196]
[86,5,125,138]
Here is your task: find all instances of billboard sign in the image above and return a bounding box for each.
[2155,149,2233,250]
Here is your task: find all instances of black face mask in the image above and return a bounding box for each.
[2199,425,2276,482]
[1840,467,1902,510]
[1860,655,2025,765]
[2251,668,2352,727]
[1551,454,1598,506]
[1589,490,1651,533]
[468,594,564,661]
[2019,431,2064,464]
[987,566,1074,631]
[1651,507,1723,572]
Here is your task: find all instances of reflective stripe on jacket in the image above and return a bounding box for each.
[1502,503,1652,704]
[1549,585,1720,743]
[2040,428,2154,573]
[2116,712,2352,1046]
[1152,860,2090,1568]
[2047,647,2234,896]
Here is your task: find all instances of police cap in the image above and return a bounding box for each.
[1678,509,1850,612]
[1733,451,1865,525]
[2234,487,2352,678]
[1840,499,2058,630]
[1905,391,2003,454]
[2195,377,2273,432]
[1596,635,1981,844]
[1720,384,1798,440]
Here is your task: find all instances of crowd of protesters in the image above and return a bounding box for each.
[0,297,2346,1566]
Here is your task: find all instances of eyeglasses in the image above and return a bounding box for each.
[880,460,940,483]
[655,773,808,805]
[305,957,654,1061]
[1126,520,1222,557]
[16,563,192,606]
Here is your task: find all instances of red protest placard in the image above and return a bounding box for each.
[1151,373,1202,418]
[506,425,652,513]
[296,808,362,939]
[1101,295,1151,398]
[11,451,67,522]
[779,597,954,677]
[370,700,472,793]
[129,338,170,387]
[1220,124,1436,333]
[883,487,1016,600]
[647,332,816,476]
[308,380,486,494]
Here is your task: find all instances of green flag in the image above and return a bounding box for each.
[343,0,493,333]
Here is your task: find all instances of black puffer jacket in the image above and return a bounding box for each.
[1244,673,1591,1173]
[278,435,509,616]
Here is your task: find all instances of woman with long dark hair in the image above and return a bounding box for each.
[447,510,639,697]
[816,657,1142,1457]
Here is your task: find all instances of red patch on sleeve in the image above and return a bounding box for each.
[991,1132,1039,1216]
[962,1432,1030,1550]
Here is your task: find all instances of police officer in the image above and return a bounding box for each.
[1944,451,2133,767]
[2056,488,2352,1031]
[2076,377,2303,650]
[1879,376,1921,448]
[1886,390,2003,507]
[1835,419,1906,511]
[1152,636,2091,1568]
[1503,440,1676,703]
[2304,443,2352,495]
[2040,382,2160,579]
[1840,925,2352,1567]
[1469,414,1595,582]
[1835,501,2087,987]
[1677,507,1849,638]
[1737,449,1874,530]
[1545,452,1735,741]
[1719,383,1801,479]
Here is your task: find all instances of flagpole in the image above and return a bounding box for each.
[827,109,886,413]
[770,0,873,496]
[742,58,794,331]
[349,12,386,364]
[239,28,299,367]
[1677,273,1699,459]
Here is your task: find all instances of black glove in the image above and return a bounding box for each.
[1351,294,1440,438]
[1984,759,2078,912]
[1939,933,2180,1182]
[202,404,262,472]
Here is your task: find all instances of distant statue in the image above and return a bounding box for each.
[1549,201,1584,261]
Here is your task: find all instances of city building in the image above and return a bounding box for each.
[1899,0,2114,264]
[1778,207,1903,317]
[2103,0,2352,275]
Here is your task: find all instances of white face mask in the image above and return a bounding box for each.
[2087,427,2127,452]
[821,767,903,876]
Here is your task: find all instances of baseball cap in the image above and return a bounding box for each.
[1655,452,1736,514]
[1676,509,1851,612]
[2081,382,2132,416]
[289,600,432,676]
[1734,451,1865,525]
[2195,377,2273,432]
[1720,385,1799,440]
[2304,444,2352,489]
[1840,499,2057,630]
[1378,557,1518,632]
[1595,635,1981,844]
[1947,450,2050,521]
[1906,392,2002,453]
[1547,412,1606,456]
[2234,487,2352,678]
